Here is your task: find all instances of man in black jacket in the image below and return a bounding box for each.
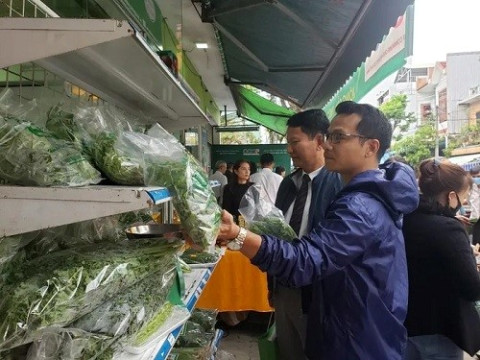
[272,109,343,360]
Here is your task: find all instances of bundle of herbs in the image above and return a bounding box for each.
[239,185,297,241]
[0,118,101,187]
[0,239,182,351]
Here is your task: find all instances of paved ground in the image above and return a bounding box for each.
[216,312,269,360]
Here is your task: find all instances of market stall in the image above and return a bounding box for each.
[0,10,222,360]
[0,1,416,358]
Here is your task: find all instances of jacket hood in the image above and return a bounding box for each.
[338,162,419,226]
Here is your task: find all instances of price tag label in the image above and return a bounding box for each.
[167,333,176,345]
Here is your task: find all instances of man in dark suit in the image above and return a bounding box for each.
[273,110,343,360]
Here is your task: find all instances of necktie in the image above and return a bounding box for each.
[289,174,311,235]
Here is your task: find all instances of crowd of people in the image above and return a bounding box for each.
[209,100,480,360]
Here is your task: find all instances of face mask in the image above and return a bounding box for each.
[473,178,480,185]
[442,192,462,217]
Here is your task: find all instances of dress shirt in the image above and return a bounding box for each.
[284,167,322,237]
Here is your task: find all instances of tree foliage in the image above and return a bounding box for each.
[392,123,436,168]
[444,123,480,157]
[379,94,417,140]
[220,131,261,145]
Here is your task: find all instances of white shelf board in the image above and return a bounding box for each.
[0,185,170,237]
[152,267,213,360]
[209,329,224,360]
[0,18,215,131]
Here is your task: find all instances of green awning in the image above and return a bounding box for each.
[206,0,414,108]
[231,85,295,135]
[323,5,414,118]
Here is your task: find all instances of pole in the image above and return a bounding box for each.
[435,106,440,158]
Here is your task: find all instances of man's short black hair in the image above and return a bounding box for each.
[335,101,392,161]
[286,109,330,138]
[470,166,480,175]
[260,153,274,166]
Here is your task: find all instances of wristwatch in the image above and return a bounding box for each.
[227,227,247,251]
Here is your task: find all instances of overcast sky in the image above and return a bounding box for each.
[412,0,480,64]
[360,0,480,104]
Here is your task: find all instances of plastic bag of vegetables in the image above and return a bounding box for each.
[72,268,176,338]
[24,303,183,360]
[239,185,297,241]
[143,124,222,250]
[0,90,102,187]
[0,117,102,186]
[25,328,117,360]
[1,216,125,287]
[175,309,217,348]
[0,88,36,121]
[0,239,183,351]
[74,105,145,185]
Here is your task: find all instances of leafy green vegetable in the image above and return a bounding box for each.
[118,209,153,226]
[0,118,101,186]
[181,249,219,265]
[46,105,79,142]
[145,153,221,249]
[169,345,211,360]
[248,217,297,241]
[24,328,117,360]
[133,302,174,346]
[86,132,144,186]
[0,239,182,351]
[73,269,176,338]
[175,309,216,348]
[20,271,177,359]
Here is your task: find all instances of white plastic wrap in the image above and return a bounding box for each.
[239,185,296,241]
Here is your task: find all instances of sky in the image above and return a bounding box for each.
[412,0,480,64]
[360,0,480,104]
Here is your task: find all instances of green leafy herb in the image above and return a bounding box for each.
[248,217,297,241]
[0,240,182,351]
[0,118,101,186]
[145,153,221,249]
[87,132,144,186]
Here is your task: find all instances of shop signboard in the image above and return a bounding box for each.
[119,0,163,46]
[323,5,414,119]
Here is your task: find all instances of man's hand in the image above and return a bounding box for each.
[456,214,471,226]
[472,243,480,256]
[216,210,240,246]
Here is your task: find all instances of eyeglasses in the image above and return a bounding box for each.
[325,132,370,144]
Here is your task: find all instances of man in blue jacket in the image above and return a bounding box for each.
[218,101,419,360]
[273,109,343,360]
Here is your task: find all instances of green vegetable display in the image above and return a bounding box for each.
[0,239,182,351]
[0,118,101,186]
[25,328,118,360]
[118,209,154,227]
[73,270,176,338]
[19,261,178,359]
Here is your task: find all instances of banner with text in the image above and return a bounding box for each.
[323,5,414,119]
